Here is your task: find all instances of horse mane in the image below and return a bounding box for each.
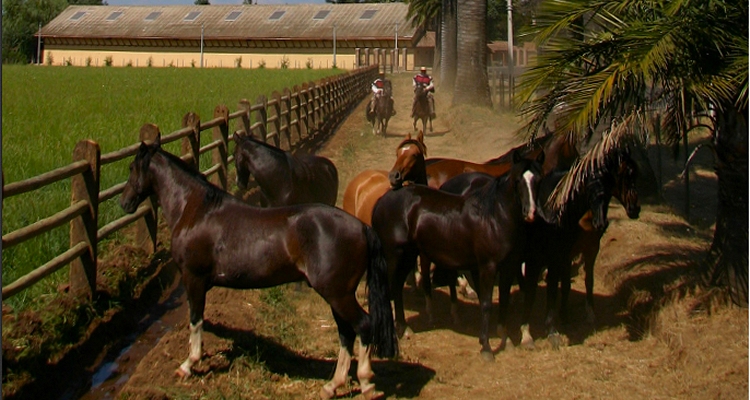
[472,174,510,220]
[239,134,289,164]
[156,148,228,208]
[397,138,428,158]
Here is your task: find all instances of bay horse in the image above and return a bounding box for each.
[412,84,433,133]
[233,132,338,207]
[371,150,545,361]
[342,131,428,226]
[371,91,393,136]
[120,135,397,399]
[424,133,563,188]
[520,145,641,349]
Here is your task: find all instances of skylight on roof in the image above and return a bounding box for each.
[145,11,161,21]
[184,11,202,21]
[70,11,87,21]
[360,9,377,20]
[106,11,123,21]
[269,10,286,20]
[225,11,242,21]
[313,10,331,20]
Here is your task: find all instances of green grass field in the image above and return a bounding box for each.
[1,64,341,309]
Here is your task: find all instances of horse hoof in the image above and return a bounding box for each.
[319,385,336,400]
[403,326,415,339]
[175,366,191,379]
[521,339,536,351]
[549,333,562,350]
[361,383,383,400]
[480,351,495,362]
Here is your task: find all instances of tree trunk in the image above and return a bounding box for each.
[440,0,457,89]
[453,0,492,108]
[703,106,748,307]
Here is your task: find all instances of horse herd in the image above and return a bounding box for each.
[119,128,640,399]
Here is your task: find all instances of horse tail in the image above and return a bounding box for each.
[365,225,399,359]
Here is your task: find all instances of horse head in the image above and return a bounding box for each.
[120,134,161,214]
[609,146,641,220]
[388,131,428,188]
[232,132,255,190]
[511,149,546,223]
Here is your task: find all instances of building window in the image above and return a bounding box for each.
[106,11,123,21]
[360,10,377,20]
[184,11,202,21]
[269,10,285,20]
[313,10,330,20]
[70,11,87,21]
[225,11,242,21]
[145,11,161,21]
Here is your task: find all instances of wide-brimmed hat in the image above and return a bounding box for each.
[420,66,427,72]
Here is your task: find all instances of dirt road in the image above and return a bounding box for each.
[111,73,746,400]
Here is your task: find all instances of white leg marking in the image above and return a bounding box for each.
[522,170,537,221]
[321,346,352,399]
[179,320,203,376]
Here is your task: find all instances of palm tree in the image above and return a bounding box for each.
[453,0,492,107]
[517,0,748,306]
[406,0,442,75]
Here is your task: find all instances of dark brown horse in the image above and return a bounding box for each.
[371,87,394,136]
[412,84,433,133]
[342,131,428,226]
[371,150,545,361]
[233,132,338,207]
[520,145,641,349]
[120,135,397,399]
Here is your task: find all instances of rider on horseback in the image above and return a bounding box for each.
[412,66,436,119]
[369,71,396,118]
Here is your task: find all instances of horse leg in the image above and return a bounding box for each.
[393,252,417,339]
[448,271,461,326]
[419,253,435,327]
[176,273,207,378]
[324,298,380,399]
[321,309,356,400]
[581,236,601,326]
[560,260,573,326]
[496,260,518,354]
[477,265,497,361]
[545,261,563,349]
[519,261,538,350]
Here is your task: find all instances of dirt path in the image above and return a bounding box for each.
[115,73,747,400]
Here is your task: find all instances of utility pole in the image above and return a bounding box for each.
[37,22,42,65]
[333,24,337,68]
[200,23,205,68]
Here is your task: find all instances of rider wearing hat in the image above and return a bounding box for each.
[369,71,396,117]
[412,66,436,119]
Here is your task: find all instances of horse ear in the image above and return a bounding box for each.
[153,133,161,148]
[405,131,412,141]
[536,150,545,165]
[417,130,424,144]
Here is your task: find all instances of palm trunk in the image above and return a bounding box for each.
[703,106,748,307]
[453,0,491,108]
[440,0,457,89]
[433,15,442,79]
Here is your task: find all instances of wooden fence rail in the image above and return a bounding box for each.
[2,65,378,301]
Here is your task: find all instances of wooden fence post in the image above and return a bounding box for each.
[283,88,296,144]
[135,124,160,254]
[292,85,304,140]
[300,83,311,137]
[181,112,201,169]
[255,95,269,142]
[307,82,317,136]
[239,99,251,135]
[69,139,100,299]
[212,105,229,190]
[271,91,284,149]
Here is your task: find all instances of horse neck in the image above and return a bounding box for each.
[242,140,290,180]
[411,157,428,185]
[477,175,521,221]
[563,171,614,227]
[150,152,219,232]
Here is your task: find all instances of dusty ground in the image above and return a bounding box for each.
[114,73,747,399]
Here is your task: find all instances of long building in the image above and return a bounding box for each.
[39,3,429,70]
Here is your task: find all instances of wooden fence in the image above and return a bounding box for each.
[487,66,527,110]
[1,65,378,301]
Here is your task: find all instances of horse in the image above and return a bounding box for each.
[119,135,397,400]
[371,150,546,361]
[412,84,433,133]
[424,133,564,188]
[233,132,338,207]
[520,145,641,349]
[342,131,428,226]
[370,82,393,136]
